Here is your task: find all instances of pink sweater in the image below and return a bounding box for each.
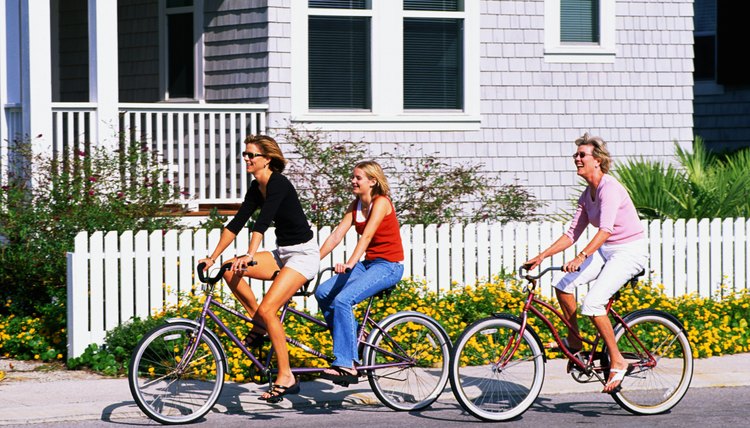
[564,174,644,245]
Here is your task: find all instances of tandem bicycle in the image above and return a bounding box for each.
[128,262,452,424]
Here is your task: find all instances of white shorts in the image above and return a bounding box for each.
[554,239,648,316]
[272,238,320,281]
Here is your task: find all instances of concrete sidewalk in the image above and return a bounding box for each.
[1,353,749,426]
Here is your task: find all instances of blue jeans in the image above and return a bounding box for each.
[314,259,404,369]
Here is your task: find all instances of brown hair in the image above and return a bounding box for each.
[355,160,390,197]
[575,132,611,174]
[244,134,287,173]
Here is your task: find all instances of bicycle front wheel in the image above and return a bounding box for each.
[364,311,451,411]
[128,321,226,424]
[449,316,545,421]
[611,310,693,414]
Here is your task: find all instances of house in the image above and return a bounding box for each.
[1,0,695,216]
[692,0,750,153]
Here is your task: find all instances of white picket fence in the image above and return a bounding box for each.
[66,218,750,358]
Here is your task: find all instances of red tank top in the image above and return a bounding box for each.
[354,196,404,262]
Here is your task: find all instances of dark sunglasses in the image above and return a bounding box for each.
[241,151,265,159]
[572,152,590,159]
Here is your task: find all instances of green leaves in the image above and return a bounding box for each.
[0,137,182,323]
[283,126,543,226]
[613,136,750,220]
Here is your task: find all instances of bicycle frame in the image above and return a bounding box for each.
[503,266,658,382]
[179,267,417,380]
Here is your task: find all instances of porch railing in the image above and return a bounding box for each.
[49,102,268,208]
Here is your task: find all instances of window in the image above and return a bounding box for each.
[544,0,615,63]
[291,1,480,130]
[694,0,717,94]
[560,0,599,44]
[159,0,204,101]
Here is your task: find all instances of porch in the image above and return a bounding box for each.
[2,102,268,210]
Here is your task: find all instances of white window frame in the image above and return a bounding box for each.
[290,1,480,131]
[544,0,616,63]
[158,0,205,102]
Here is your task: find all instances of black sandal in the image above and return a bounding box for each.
[243,329,268,349]
[258,380,301,403]
[320,366,359,386]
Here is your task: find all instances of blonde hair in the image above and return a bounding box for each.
[575,132,611,174]
[244,134,287,173]
[355,160,390,197]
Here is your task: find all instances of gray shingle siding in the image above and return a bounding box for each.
[264,0,694,216]
[204,1,269,103]
[118,0,159,103]
[695,88,750,151]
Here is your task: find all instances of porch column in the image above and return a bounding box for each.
[88,0,119,150]
[0,0,8,181]
[20,0,53,155]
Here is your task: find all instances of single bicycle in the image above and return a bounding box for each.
[449,264,693,421]
[129,262,452,424]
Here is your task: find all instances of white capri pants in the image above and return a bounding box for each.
[555,238,648,316]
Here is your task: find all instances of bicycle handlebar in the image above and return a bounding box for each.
[518,264,565,281]
[197,260,258,284]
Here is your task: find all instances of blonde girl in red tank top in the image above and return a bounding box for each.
[315,161,405,383]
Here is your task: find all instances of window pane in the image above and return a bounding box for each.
[561,0,600,43]
[309,17,371,109]
[694,35,716,80]
[309,0,367,9]
[404,18,462,109]
[404,0,460,11]
[167,0,192,8]
[168,13,194,98]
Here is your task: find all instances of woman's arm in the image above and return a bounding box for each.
[523,234,575,270]
[562,229,611,272]
[199,228,238,270]
[319,201,356,260]
[342,197,389,270]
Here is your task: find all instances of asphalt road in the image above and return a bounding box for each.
[5,385,747,428]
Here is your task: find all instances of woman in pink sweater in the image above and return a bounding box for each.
[524,132,648,393]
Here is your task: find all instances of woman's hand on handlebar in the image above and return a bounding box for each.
[198,257,216,271]
[334,262,353,274]
[562,256,584,273]
[231,254,254,273]
[523,254,544,271]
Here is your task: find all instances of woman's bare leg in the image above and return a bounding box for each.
[591,314,628,392]
[555,289,583,350]
[254,267,307,396]
[223,251,279,319]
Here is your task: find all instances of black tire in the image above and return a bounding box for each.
[128,321,226,424]
[449,316,545,421]
[364,311,451,411]
[610,311,693,414]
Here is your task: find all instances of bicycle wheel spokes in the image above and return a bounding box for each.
[366,312,451,411]
[449,317,544,422]
[129,322,225,424]
[613,312,693,415]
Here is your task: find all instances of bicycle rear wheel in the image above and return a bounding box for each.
[128,321,226,424]
[449,316,545,421]
[364,311,451,411]
[611,310,693,414]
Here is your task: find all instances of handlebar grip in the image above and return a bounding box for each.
[197,262,208,282]
[196,260,257,284]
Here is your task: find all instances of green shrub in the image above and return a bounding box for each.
[0,136,184,347]
[283,126,543,226]
[614,136,750,219]
[66,315,168,375]
[41,275,750,378]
